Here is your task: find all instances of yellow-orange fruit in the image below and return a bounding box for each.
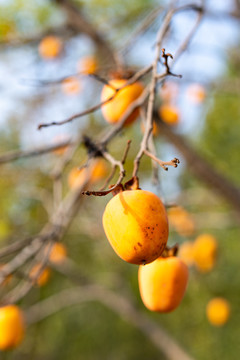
[68,158,108,189]
[29,264,51,287]
[193,234,217,272]
[102,190,169,265]
[206,297,230,326]
[138,257,188,312]
[38,36,62,59]
[101,79,144,125]
[158,104,179,125]
[48,243,67,264]
[168,206,195,237]
[187,83,206,104]
[0,305,25,350]
[61,77,81,95]
[178,241,195,266]
[77,56,98,75]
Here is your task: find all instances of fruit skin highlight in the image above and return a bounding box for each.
[101,79,144,125]
[102,190,169,265]
[206,297,230,326]
[0,305,25,350]
[138,256,189,312]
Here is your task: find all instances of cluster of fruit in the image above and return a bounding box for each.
[179,233,218,272]
[102,187,189,313]
[0,243,67,350]
[38,35,98,96]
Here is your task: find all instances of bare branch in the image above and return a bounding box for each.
[144,150,180,171]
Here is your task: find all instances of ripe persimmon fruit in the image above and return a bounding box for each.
[68,158,108,189]
[168,206,195,237]
[61,77,81,95]
[102,190,169,265]
[0,305,25,350]
[77,56,98,75]
[101,79,144,125]
[206,297,230,326]
[38,36,62,59]
[178,241,195,266]
[158,104,179,125]
[29,264,51,287]
[138,256,188,312]
[47,243,67,264]
[193,233,217,272]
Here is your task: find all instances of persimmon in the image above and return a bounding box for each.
[47,243,67,264]
[206,297,230,326]
[77,56,98,75]
[187,83,206,104]
[68,158,108,189]
[101,79,144,125]
[138,256,188,312]
[38,36,62,59]
[193,233,217,272]
[29,264,51,287]
[168,206,195,237]
[158,104,179,125]
[0,305,25,350]
[178,241,195,266]
[102,190,169,265]
[61,76,81,95]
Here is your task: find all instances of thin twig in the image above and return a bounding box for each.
[144,149,180,171]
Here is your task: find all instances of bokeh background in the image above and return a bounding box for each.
[0,0,240,359]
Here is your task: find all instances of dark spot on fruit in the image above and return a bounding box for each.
[134,246,137,251]
[147,227,150,229]
[137,242,142,247]
[142,259,146,265]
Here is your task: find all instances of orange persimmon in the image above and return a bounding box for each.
[0,305,25,350]
[138,256,188,312]
[193,233,217,272]
[77,56,98,75]
[168,206,195,237]
[29,264,51,287]
[68,158,108,189]
[178,241,195,266]
[47,243,67,264]
[206,297,230,326]
[158,104,179,125]
[61,76,81,95]
[101,79,144,125]
[102,190,169,265]
[38,36,62,59]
